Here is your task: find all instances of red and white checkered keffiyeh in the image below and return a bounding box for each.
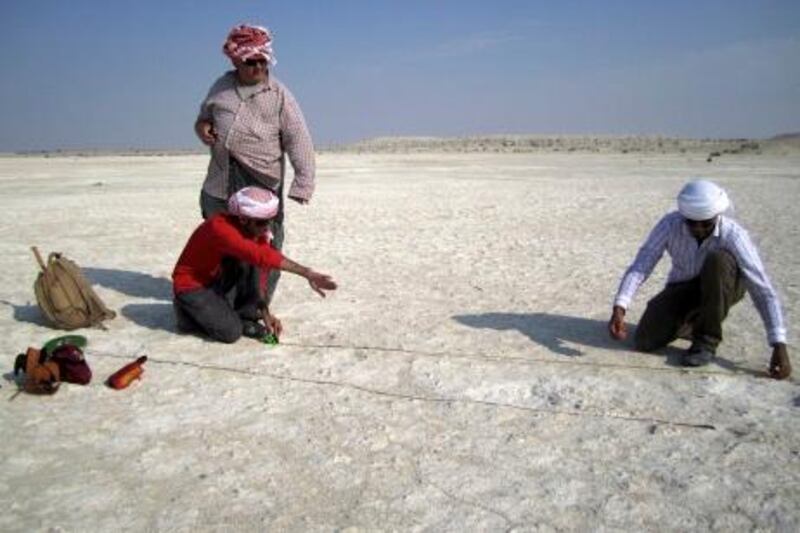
[227,186,280,220]
[222,24,276,65]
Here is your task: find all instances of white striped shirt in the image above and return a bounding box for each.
[198,72,316,201]
[614,211,786,345]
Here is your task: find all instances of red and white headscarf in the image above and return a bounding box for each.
[222,24,277,65]
[228,187,280,220]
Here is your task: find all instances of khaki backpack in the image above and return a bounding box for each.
[32,246,116,330]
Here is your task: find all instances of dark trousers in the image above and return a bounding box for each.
[635,250,746,352]
[199,157,285,304]
[173,257,261,343]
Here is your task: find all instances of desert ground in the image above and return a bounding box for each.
[1,146,799,531]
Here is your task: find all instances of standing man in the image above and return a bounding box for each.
[194,23,316,304]
[608,179,791,378]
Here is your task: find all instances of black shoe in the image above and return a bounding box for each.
[241,320,267,339]
[682,342,715,367]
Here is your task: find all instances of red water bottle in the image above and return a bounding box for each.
[107,356,147,390]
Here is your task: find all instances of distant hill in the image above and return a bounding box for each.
[323,134,792,156]
[770,132,800,141]
[4,133,798,158]
[324,135,760,153]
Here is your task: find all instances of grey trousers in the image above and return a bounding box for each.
[199,157,284,304]
[635,249,746,352]
[173,257,261,343]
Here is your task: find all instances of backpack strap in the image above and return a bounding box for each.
[31,246,46,271]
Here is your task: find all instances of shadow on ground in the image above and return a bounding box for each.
[453,312,767,375]
[1,298,178,335]
[0,300,50,326]
[122,303,177,332]
[3,370,23,388]
[661,345,766,377]
[453,312,619,357]
[83,267,172,301]
[3,297,185,336]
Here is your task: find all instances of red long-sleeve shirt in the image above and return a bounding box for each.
[172,213,284,294]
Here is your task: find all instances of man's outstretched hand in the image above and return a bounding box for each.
[769,343,791,380]
[306,271,337,297]
[608,305,628,341]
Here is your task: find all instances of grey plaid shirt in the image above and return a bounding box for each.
[198,71,316,201]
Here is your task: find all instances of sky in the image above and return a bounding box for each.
[0,0,798,151]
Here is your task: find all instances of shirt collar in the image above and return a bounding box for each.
[228,71,274,93]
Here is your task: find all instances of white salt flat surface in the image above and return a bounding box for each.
[1,152,799,531]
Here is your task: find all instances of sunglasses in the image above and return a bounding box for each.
[684,217,716,230]
[243,58,268,67]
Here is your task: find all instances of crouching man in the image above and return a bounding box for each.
[172,186,336,343]
[608,179,790,378]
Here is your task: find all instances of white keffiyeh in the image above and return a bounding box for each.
[677,179,732,221]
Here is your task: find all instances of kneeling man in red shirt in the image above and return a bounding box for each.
[172,186,336,343]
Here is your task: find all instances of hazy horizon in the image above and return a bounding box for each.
[1,0,798,151]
